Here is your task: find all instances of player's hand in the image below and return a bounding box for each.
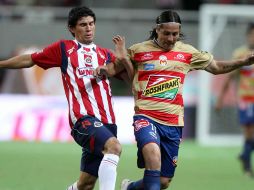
[113,35,127,62]
[93,66,108,78]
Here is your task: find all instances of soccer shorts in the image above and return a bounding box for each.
[133,115,182,178]
[71,115,117,177]
[239,103,254,125]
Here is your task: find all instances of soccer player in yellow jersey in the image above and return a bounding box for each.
[95,10,254,190]
[216,23,254,178]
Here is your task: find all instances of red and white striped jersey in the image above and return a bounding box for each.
[31,39,116,127]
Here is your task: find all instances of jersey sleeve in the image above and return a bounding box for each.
[105,49,116,64]
[190,50,213,70]
[31,41,62,69]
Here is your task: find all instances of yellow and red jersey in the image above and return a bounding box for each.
[128,40,213,126]
[232,46,254,103]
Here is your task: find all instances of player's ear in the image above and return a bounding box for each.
[68,25,75,36]
[156,27,159,34]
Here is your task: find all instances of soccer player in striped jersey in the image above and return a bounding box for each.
[96,10,254,190]
[216,23,254,178]
[0,6,131,190]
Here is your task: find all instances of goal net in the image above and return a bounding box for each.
[197,4,254,146]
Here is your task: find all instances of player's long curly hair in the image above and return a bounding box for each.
[148,10,184,40]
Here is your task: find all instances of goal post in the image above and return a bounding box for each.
[197,4,254,146]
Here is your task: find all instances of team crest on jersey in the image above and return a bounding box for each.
[84,54,93,67]
[159,55,167,65]
[142,75,180,100]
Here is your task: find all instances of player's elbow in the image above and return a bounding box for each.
[205,61,225,75]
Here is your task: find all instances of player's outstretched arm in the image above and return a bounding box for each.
[94,35,134,81]
[205,53,254,74]
[0,54,35,69]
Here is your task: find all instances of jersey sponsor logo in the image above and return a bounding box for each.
[94,121,103,127]
[134,119,150,131]
[142,75,180,100]
[67,46,75,54]
[170,52,191,64]
[159,55,167,65]
[144,63,155,70]
[174,53,186,61]
[77,67,94,78]
[141,53,154,61]
[98,50,105,60]
[82,47,91,53]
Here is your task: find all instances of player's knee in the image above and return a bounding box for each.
[160,177,172,189]
[143,143,161,169]
[104,137,122,156]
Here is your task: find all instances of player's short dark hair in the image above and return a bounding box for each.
[68,6,96,28]
[148,10,183,40]
[246,22,254,34]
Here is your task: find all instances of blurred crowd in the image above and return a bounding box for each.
[0,0,254,10]
[0,0,82,6]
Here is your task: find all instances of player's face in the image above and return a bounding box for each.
[156,23,180,51]
[70,16,95,44]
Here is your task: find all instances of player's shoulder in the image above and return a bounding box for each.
[128,40,156,52]
[96,44,111,52]
[129,40,152,48]
[174,41,198,53]
[94,44,113,58]
[59,39,78,47]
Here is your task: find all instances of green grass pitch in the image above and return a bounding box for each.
[0,140,253,190]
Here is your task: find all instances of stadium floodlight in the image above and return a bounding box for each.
[197,4,254,146]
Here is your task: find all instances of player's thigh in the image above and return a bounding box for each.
[71,115,117,155]
[74,117,118,177]
[133,115,161,169]
[159,126,182,178]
